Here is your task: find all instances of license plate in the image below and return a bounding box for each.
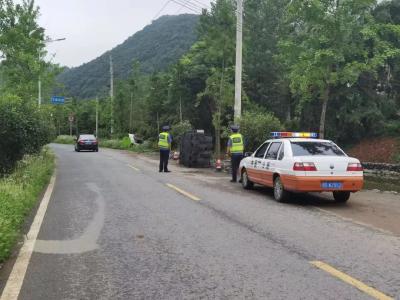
[85,141,92,145]
[321,182,342,189]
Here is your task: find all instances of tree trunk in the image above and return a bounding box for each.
[319,86,330,139]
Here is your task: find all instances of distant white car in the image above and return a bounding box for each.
[239,132,364,203]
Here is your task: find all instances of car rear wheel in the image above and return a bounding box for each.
[75,147,80,152]
[241,169,254,189]
[273,176,290,203]
[333,191,350,203]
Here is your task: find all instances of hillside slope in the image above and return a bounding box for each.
[57,14,199,99]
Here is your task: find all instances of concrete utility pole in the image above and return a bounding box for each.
[96,96,99,137]
[130,92,133,133]
[234,0,243,123]
[110,55,114,135]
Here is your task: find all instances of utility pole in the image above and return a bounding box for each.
[96,96,99,137]
[234,0,243,123]
[110,55,114,135]
[130,92,133,133]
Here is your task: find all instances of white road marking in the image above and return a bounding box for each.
[34,183,105,254]
[127,164,140,171]
[0,172,56,300]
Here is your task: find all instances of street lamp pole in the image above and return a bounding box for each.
[38,38,66,107]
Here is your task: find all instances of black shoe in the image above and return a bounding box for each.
[159,170,163,172]
[164,170,171,173]
[230,179,237,183]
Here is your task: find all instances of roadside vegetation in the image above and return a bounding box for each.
[52,0,400,156]
[0,148,55,263]
[0,1,59,262]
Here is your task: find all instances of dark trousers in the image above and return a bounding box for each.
[159,150,170,172]
[231,154,243,182]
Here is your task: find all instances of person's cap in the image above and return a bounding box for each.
[162,125,170,131]
[230,125,239,132]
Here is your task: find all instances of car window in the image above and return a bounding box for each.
[265,142,282,160]
[80,135,95,140]
[291,141,345,156]
[254,142,270,158]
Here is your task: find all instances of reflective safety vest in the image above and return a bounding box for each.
[158,132,170,149]
[230,133,244,154]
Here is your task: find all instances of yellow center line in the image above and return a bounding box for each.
[127,164,140,171]
[310,261,393,300]
[166,183,201,201]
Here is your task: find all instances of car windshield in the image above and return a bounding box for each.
[291,141,345,156]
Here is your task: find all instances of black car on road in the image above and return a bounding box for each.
[75,134,98,152]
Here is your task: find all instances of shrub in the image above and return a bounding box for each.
[0,95,54,174]
[239,110,283,152]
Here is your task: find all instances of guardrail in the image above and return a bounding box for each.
[362,162,400,174]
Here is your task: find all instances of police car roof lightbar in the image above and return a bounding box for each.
[271,132,318,139]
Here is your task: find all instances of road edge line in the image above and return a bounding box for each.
[0,170,57,300]
[166,183,200,201]
[310,261,393,300]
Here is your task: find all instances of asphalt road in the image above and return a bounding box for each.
[1,144,399,299]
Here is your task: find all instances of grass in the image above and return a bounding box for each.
[364,174,400,193]
[0,147,55,263]
[53,135,75,144]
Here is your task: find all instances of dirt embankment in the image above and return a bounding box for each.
[347,137,400,163]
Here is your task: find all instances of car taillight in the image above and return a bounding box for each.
[79,140,85,145]
[347,163,363,172]
[293,162,317,171]
[93,140,98,144]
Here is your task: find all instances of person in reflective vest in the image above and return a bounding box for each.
[158,125,172,172]
[227,125,244,182]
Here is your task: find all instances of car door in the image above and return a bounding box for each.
[261,142,282,187]
[247,142,270,184]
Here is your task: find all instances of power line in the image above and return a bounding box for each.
[153,0,172,20]
[171,0,202,14]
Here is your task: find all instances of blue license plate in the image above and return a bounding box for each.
[85,141,92,145]
[321,182,342,189]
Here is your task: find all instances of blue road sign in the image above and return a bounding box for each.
[51,96,65,104]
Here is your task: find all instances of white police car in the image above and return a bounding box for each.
[239,132,364,203]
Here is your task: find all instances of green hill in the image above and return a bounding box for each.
[57,14,199,99]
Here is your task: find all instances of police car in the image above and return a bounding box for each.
[239,132,364,203]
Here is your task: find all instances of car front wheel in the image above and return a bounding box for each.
[273,176,290,203]
[333,191,350,203]
[241,169,254,189]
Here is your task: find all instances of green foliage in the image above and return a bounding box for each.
[53,0,400,150]
[0,94,54,174]
[57,15,199,99]
[170,120,193,149]
[99,138,155,153]
[53,135,75,144]
[239,110,284,152]
[0,147,54,262]
[278,0,400,138]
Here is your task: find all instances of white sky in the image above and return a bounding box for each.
[34,0,212,67]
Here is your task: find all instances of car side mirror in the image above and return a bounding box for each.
[244,152,253,157]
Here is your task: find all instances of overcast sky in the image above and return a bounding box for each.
[34,0,212,67]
